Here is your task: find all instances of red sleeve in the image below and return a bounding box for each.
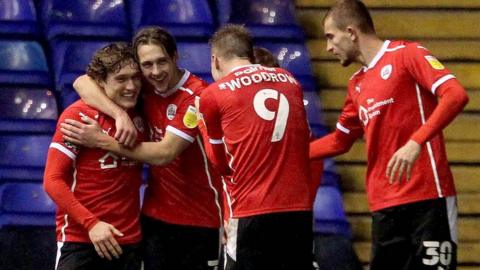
[403,43,469,144]
[310,89,363,159]
[403,43,455,95]
[199,87,224,140]
[43,107,100,231]
[198,120,231,176]
[410,79,469,144]
[198,88,231,175]
[165,92,198,143]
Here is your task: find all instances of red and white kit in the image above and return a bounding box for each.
[199,64,313,218]
[312,40,466,211]
[45,100,145,244]
[142,70,222,228]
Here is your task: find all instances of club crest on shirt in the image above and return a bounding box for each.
[183,105,198,129]
[380,64,392,80]
[132,116,144,133]
[166,104,177,120]
[425,55,445,70]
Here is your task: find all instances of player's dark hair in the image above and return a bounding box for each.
[132,26,177,61]
[209,24,254,61]
[87,42,137,82]
[324,0,375,34]
[253,47,279,68]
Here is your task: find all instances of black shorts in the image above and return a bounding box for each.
[225,211,313,270]
[141,215,220,270]
[370,197,457,270]
[55,242,141,270]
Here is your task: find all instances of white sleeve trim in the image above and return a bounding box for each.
[166,125,195,143]
[431,74,456,95]
[336,122,351,134]
[50,143,76,160]
[209,138,223,144]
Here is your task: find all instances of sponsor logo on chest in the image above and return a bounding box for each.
[358,97,395,126]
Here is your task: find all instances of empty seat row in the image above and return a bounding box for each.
[0,0,304,41]
[0,39,319,104]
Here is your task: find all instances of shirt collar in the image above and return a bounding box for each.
[231,64,260,73]
[364,40,390,71]
[155,69,190,97]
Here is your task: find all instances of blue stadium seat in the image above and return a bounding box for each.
[0,183,55,227]
[313,186,351,237]
[303,91,324,125]
[257,42,317,91]
[0,0,40,38]
[130,0,214,39]
[0,40,51,87]
[40,0,130,40]
[228,0,305,40]
[0,88,58,133]
[0,134,51,183]
[214,0,232,25]
[177,42,213,82]
[50,40,109,107]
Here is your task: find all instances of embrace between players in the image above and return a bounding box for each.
[44,1,469,270]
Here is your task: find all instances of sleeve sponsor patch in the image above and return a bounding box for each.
[424,55,445,70]
[183,105,198,129]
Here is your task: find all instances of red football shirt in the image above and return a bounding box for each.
[335,40,457,211]
[45,100,145,244]
[199,64,313,218]
[141,70,222,228]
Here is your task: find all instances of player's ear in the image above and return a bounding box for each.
[212,54,220,71]
[346,26,358,42]
[172,51,178,64]
[98,79,106,89]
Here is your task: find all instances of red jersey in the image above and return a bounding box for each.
[141,70,222,228]
[336,40,458,211]
[199,64,313,218]
[44,100,145,244]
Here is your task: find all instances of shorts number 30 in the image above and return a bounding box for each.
[422,241,453,268]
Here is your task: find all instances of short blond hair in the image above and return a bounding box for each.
[209,24,254,61]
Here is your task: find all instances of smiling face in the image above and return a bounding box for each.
[137,43,177,93]
[324,16,359,67]
[101,62,142,110]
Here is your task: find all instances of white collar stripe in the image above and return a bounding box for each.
[365,40,391,70]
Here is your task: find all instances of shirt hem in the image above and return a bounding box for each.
[57,237,141,245]
[142,212,220,229]
[231,206,312,219]
[369,191,457,212]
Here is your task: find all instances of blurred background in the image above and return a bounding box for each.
[0,0,478,269]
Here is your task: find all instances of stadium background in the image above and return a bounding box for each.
[0,0,478,269]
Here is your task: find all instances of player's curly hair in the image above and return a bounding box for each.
[132,26,177,61]
[86,42,137,82]
[209,24,254,61]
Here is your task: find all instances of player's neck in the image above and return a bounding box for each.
[358,35,385,67]
[223,58,254,75]
[168,68,185,89]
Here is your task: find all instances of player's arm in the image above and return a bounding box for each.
[310,92,363,160]
[197,92,231,176]
[386,44,469,183]
[72,74,137,147]
[60,114,190,165]
[44,139,123,260]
